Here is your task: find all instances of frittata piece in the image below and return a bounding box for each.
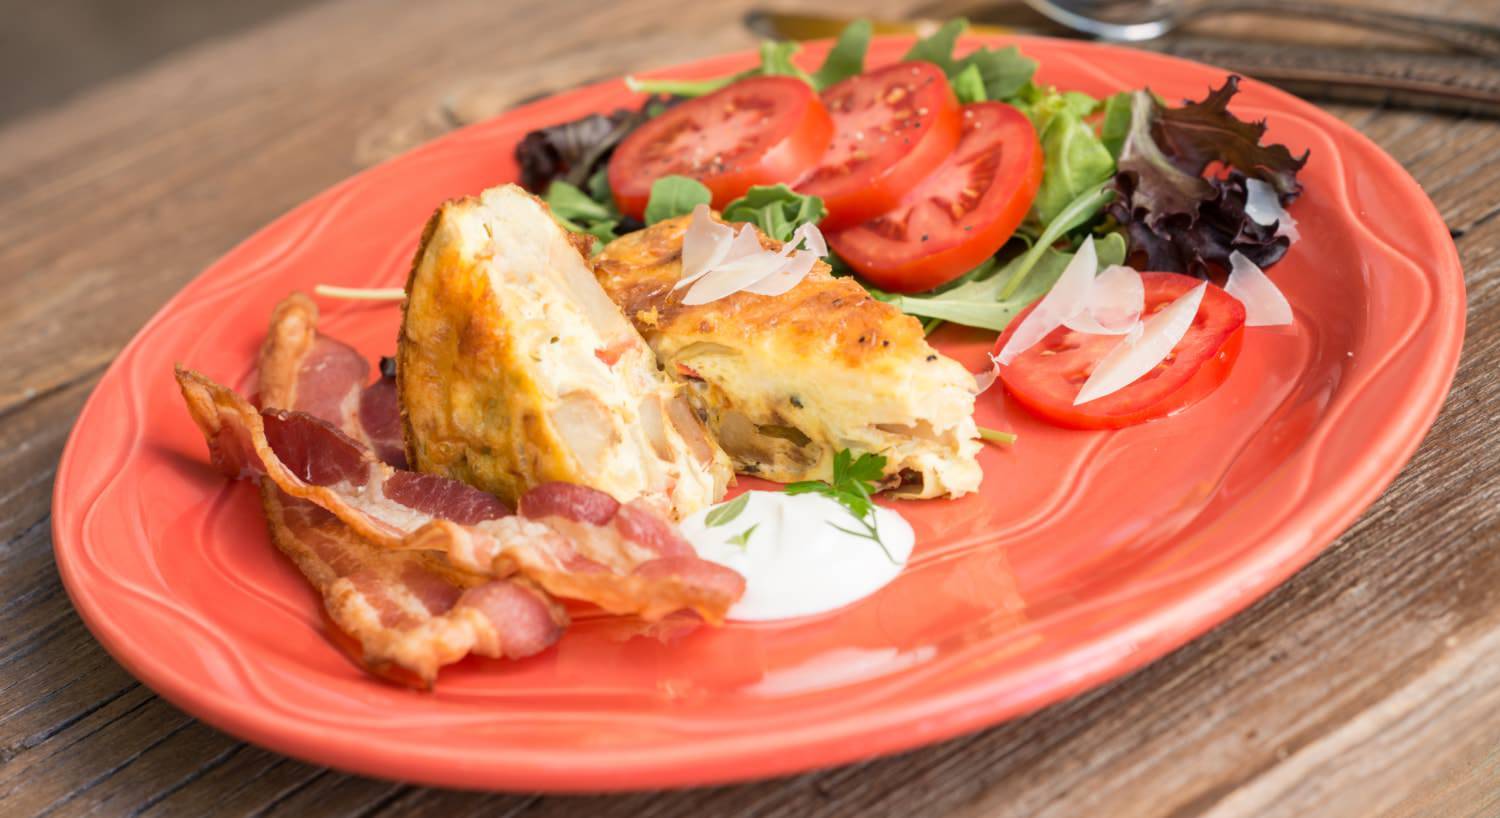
[594,215,982,498]
[398,184,732,518]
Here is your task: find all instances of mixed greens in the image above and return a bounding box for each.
[516,17,1307,334]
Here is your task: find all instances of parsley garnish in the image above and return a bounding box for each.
[784,450,897,564]
[727,524,758,549]
[703,493,750,527]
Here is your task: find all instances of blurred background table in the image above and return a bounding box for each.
[2,0,1497,815]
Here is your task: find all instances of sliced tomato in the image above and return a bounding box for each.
[994,273,1246,430]
[827,102,1043,293]
[609,76,833,219]
[796,61,961,231]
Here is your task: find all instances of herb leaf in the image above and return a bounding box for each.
[950,63,987,104]
[628,40,812,98]
[811,19,871,89]
[903,19,967,73]
[951,46,1036,102]
[783,449,896,563]
[875,226,1126,331]
[721,185,826,242]
[644,175,713,225]
[704,493,750,527]
[727,524,758,549]
[544,179,622,249]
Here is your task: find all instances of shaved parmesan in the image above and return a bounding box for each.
[1244,178,1300,242]
[743,251,819,297]
[676,206,825,304]
[1063,264,1144,336]
[1224,251,1293,327]
[678,204,736,287]
[1075,283,1206,405]
[973,355,1000,394]
[996,236,1100,365]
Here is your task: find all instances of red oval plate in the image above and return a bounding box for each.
[53,37,1464,791]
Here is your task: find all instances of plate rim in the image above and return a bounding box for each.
[51,33,1466,791]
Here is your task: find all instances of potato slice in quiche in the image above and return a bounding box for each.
[398,185,732,518]
[594,215,982,499]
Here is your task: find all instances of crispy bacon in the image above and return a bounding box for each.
[260,486,564,683]
[246,293,566,683]
[256,292,407,468]
[177,368,744,624]
[358,374,407,469]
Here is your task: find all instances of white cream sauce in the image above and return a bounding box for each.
[682,491,915,621]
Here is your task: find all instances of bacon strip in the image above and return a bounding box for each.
[256,292,406,468]
[177,368,744,624]
[261,487,564,682]
[249,293,565,683]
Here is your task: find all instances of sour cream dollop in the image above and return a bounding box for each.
[682,491,915,621]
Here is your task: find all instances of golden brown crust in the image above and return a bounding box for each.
[592,215,983,497]
[395,186,732,514]
[594,215,927,372]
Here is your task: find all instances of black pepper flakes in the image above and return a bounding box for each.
[790,395,804,408]
[926,354,938,362]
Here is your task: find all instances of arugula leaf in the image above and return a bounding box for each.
[900,18,1035,103]
[755,40,813,82]
[952,46,1036,102]
[628,40,812,98]
[903,19,968,73]
[545,180,621,249]
[644,175,712,224]
[545,179,614,223]
[950,63,987,104]
[978,427,1017,446]
[704,494,750,527]
[879,231,1126,331]
[721,185,826,242]
[624,75,734,99]
[811,19,871,89]
[1000,181,1116,298]
[727,524,758,549]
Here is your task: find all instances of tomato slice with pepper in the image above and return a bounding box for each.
[796,61,961,231]
[609,76,833,219]
[827,102,1043,293]
[994,273,1246,429]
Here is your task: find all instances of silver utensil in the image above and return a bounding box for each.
[1021,0,1500,58]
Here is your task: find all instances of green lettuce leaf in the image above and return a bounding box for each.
[902,18,1035,102]
[628,40,812,98]
[878,232,1126,331]
[903,19,967,73]
[811,19,871,89]
[721,185,826,242]
[545,179,621,249]
[950,63,987,104]
[952,46,1036,102]
[643,175,712,224]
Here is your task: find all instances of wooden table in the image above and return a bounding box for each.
[3,0,1497,814]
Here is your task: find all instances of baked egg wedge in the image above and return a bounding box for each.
[594,214,982,499]
[398,184,733,518]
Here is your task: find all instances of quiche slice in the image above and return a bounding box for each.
[398,184,733,518]
[593,214,982,498]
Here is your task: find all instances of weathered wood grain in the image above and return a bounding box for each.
[2,0,1497,815]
